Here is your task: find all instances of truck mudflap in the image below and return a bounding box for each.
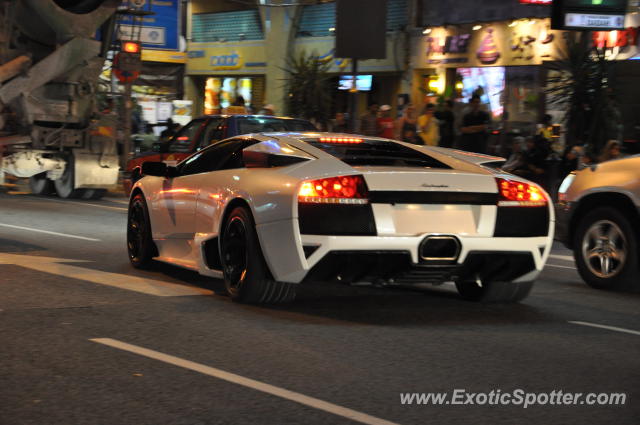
[74,151,119,189]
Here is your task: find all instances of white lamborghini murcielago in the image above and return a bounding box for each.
[127,132,554,304]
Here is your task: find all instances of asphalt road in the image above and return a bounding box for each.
[0,192,638,425]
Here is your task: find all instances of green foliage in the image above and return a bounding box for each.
[283,51,332,125]
[546,33,620,157]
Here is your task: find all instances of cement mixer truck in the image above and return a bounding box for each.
[0,0,121,199]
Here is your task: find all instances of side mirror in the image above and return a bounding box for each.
[141,161,168,177]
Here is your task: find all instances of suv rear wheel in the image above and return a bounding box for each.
[573,207,638,290]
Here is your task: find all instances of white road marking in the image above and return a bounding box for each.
[569,321,640,336]
[548,254,575,262]
[91,338,401,425]
[545,263,576,270]
[29,196,127,211]
[0,253,212,297]
[0,223,101,242]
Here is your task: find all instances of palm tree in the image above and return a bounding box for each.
[546,32,620,158]
[283,50,332,127]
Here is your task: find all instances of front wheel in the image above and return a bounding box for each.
[455,280,534,303]
[573,207,638,290]
[221,206,295,304]
[127,193,156,268]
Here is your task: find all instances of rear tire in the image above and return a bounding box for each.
[29,173,55,195]
[221,206,296,304]
[81,189,107,200]
[54,158,83,199]
[573,207,638,290]
[455,280,534,303]
[127,193,156,269]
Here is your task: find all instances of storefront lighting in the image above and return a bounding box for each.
[508,20,517,27]
[529,19,536,25]
[455,81,464,91]
[472,25,482,31]
[329,27,335,32]
[422,28,432,34]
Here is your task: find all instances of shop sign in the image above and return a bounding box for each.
[210,52,243,70]
[425,34,471,56]
[418,18,562,68]
[592,27,640,49]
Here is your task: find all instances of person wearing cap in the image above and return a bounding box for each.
[261,104,275,115]
[377,105,394,139]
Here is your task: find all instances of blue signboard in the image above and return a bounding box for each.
[118,0,180,51]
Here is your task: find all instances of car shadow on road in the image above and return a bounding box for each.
[240,281,560,327]
[137,261,561,327]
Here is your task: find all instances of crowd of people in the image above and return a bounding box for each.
[326,96,631,197]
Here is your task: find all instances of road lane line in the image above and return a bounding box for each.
[0,253,212,297]
[569,321,640,336]
[28,196,127,211]
[91,338,401,425]
[545,263,576,270]
[548,254,575,262]
[0,223,101,241]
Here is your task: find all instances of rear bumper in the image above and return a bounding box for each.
[303,250,537,286]
[276,233,553,284]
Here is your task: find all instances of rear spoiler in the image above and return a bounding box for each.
[428,147,505,167]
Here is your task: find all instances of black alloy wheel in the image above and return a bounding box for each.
[127,193,155,268]
[222,216,249,291]
[220,206,296,304]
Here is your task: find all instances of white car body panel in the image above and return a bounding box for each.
[132,133,554,285]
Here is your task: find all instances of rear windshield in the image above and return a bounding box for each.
[306,140,451,168]
[236,117,317,134]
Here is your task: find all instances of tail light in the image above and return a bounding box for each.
[318,137,363,144]
[298,175,368,204]
[496,178,547,207]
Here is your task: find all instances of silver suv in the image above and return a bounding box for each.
[556,155,640,289]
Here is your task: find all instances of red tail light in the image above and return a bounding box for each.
[298,175,368,204]
[318,137,363,144]
[496,178,547,207]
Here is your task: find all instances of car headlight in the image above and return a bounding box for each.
[557,173,576,202]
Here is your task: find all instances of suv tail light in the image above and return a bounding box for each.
[496,178,547,207]
[298,175,369,204]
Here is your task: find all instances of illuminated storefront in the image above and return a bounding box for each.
[185,44,266,115]
[412,18,565,127]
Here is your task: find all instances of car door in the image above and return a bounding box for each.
[194,139,256,238]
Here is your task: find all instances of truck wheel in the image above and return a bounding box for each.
[81,189,107,200]
[221,206,296,304]
[29,173,55,195]
[573,207,638,290]
[455,280,534,303]
[53,158,83,199]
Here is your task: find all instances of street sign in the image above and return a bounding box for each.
[113,51,140,84]
[552,0,629,30]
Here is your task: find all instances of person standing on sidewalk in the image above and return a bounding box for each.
[435,100,455,148]
[417,103,439,146]
[395,104,419,144]
[459,95,490,153]
[376,105,395,139]
[359,103,379,136]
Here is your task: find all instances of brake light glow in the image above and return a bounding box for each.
[298,175,368,204]
[496,178,547,207]
[318,137,363,144]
